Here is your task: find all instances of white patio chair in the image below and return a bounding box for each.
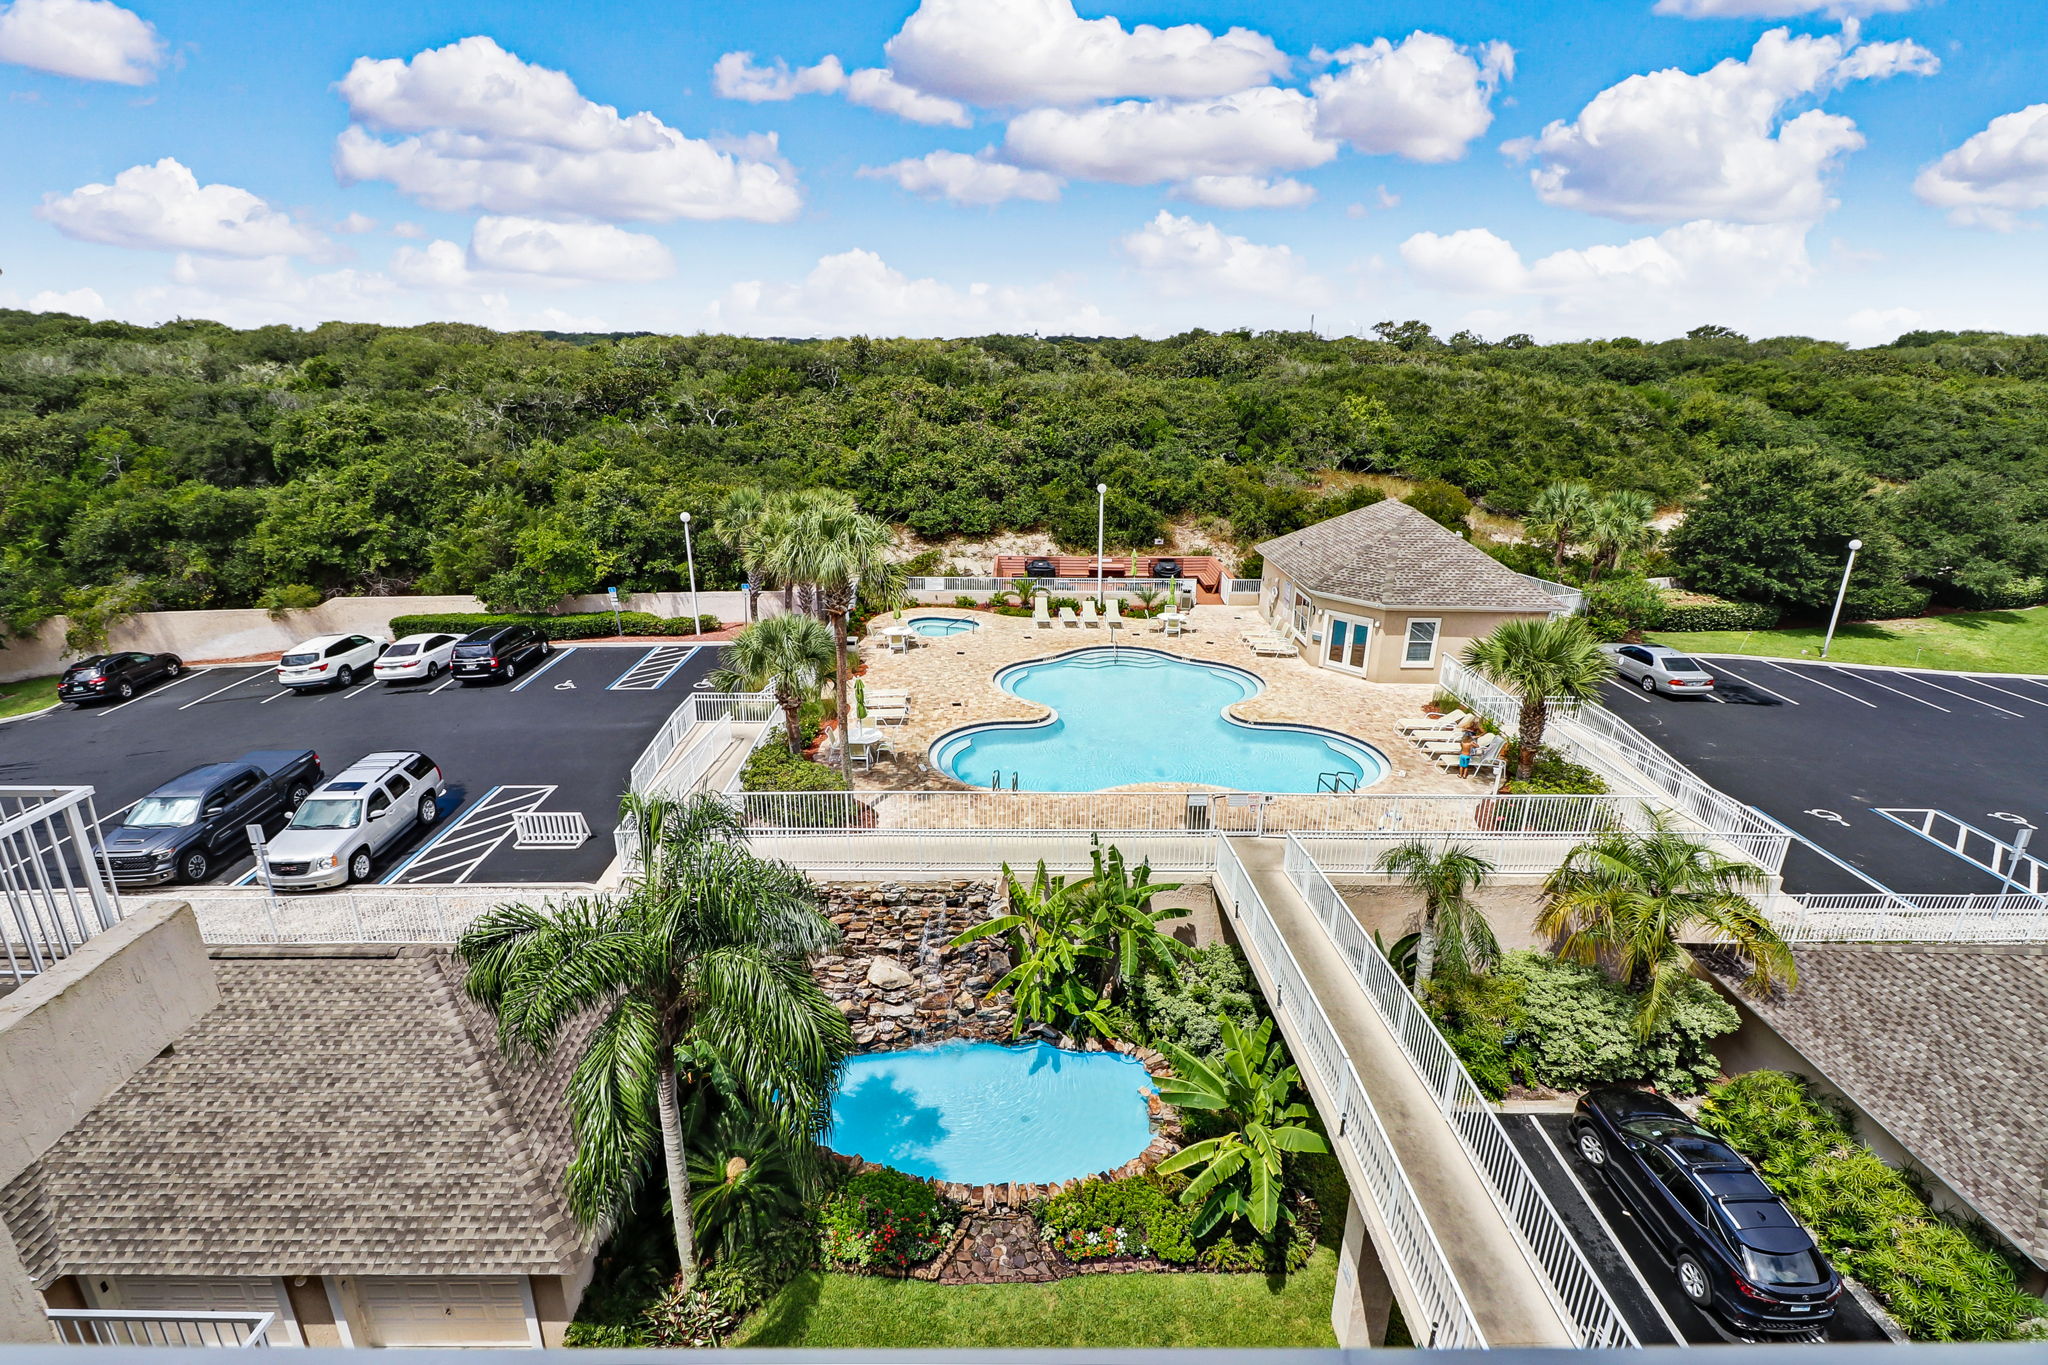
[1398,709,1470,734]
[1033,594,1052,629]
[1058,606,1080,628]
[1104,597,1124,625]
[1080,599,1101,627]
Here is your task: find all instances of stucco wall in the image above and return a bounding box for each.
[0,901,218,1342]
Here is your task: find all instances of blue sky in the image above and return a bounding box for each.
[4,0,2046,342]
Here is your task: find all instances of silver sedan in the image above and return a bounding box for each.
[1605,643,1717,696]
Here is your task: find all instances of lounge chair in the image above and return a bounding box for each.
[1080,599,1101,627]
[1398,709,1470,734]
[866,688,910,704]
[1104,597,1124,625]
[1244,633,1297,657]
[1059,606,1080,628]
[1033,593,1052,629]
[870,705,909,726]
[1437,734,1505,777]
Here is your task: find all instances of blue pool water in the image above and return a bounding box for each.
[932,647,1389,792]
[909,615,979,637]
[826,1040,1156,1184]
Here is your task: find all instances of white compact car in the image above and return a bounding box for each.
[373,632,461,684]
[1604,642,1718,696]
[276,633,388,690]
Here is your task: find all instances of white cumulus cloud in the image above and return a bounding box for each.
[861,150,1061,205]
[708,247,1112,337]
[1312,32,1513,163]
[38,159,324,257]
[1841,305,1923,346]
[1171,175,1316,209]
[1653,0,1917,15]
[333,36,801,223]
[469,216,675,281]
[1400,219,1812,295]
[845,67,973,127]
[882,0,1287,107]
[1005,86,1335,189]
[1503,27,1936,223]
[710,51,847,101]
[0,0,161,84]
[1914,104,2048,230]
[1121,210,1320,300]
[25,286,108,316]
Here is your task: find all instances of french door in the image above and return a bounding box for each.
[1323,614,1371,673]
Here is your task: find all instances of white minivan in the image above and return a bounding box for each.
[277,633,388,690]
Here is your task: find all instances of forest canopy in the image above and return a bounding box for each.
[4,309,2047,636]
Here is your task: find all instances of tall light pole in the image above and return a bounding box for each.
[678,511,700,635]
[1095,482,1108,604]
[1821,537,1862,660]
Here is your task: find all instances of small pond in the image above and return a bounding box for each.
[824,1039,1156,1185]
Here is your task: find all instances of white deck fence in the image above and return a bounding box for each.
[1213,838,1485,1350]
[177,887,587,944]
[1767,891,2048,943]
[1,786,123,983]
[1281,834,1636,1349]
[47,1311,275,1348]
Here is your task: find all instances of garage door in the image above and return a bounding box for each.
[356,1277,533,1348]
[94,1276,296,1346]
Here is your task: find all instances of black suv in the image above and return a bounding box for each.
[58,651,183,705]
[1573,1087,1841,1336]
[450,623,550,684]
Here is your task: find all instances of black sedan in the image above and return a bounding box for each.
[57,651,184,706]
[1572,1087,1842,1337]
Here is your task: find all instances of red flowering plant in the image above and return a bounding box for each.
[819,1168,955,1271]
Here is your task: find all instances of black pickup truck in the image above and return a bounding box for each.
[102,749,323,886]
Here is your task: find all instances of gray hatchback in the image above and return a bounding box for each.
[1606,643,1717,696]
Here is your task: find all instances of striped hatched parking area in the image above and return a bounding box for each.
[380,785,556,885]
[608,645,698,691]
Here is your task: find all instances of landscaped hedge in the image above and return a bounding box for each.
[740,744,848,793]
[1657,592,1782,632]
[1033,1172,1316,1272]
[386,610,721,640]
[1701,1071,2048,1341]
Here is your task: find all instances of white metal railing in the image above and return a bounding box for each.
[47,1310,274,1347]
[513,812,590,849]
[1767,890,2048,943]
[1214,838,1484,1349]
[1438,658,1788,874]
[1284,832,1618,878]
[1,786,123,984]
[906,576,1198,597]
[181,887,588,944]
[624,690,775,796]
[747,829,1217,874]
[1282,834,1637,1349]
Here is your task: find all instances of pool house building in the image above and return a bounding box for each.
[1255,499,1569,682]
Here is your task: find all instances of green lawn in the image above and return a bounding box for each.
[1652,605,2048,675]
[730,1248,1340,1349]
[0,674,60,720]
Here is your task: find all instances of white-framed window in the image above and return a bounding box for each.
[1402,618,1440,667]
[1289,588,1311,637]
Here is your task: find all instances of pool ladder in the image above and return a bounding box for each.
[989,770,1019,791]
[1317,771,1359,794]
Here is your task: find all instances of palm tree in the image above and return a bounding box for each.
[1375,839,1499,985]
[1586,490,1659,580]
[710,488,770,622]
[754,488,855,619]
[1153,1017,1329,1237]
[1460,616,1613,781]
[457,793,850,1284]
[1525,481,1597,576]
[707,613,835,753]
[764,499,904,779]
[1539,818,1795,1037]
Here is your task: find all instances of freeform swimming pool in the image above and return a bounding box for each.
[825,1040,1156,1184]
[908,614,979,637]
[932,647,1389,793]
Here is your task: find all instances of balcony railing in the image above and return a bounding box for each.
[47,1310,275,1347]
[2,785,123,985]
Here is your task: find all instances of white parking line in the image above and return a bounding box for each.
[510,646,576,692]
[97,668,206,716]
[1609,682,1655,704]
[1705,661,1799,705]
[1955,676,2048,708]
[608,644,695,690]
[178,670,267,710]
[431,672,460,693]
[1828,666,1951,713]
[1760,661,1878,708]
[259,686,294,705]
[342,678,382,701]
[381,785,555,885]
[1525,1117,1690,1349]
[1889,673,2024,718]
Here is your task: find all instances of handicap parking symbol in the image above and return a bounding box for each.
[554,680,576,690]
[1804,808,1851,827]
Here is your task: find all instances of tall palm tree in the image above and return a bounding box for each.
[1375,839,1499,985]
[1525,481,1597,576]
[766,499,904,779]
[755,487,856,620]
[1586,490,1659,580]
[457,793,850,1284]
[707,613,835,753]
[1539,818,1795,1037]
[710,488,770,622]
[1460,616,1613,780]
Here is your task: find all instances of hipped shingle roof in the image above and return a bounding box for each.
[1256,498,1558,612]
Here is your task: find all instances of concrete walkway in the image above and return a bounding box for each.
[1226,836,1577,1348]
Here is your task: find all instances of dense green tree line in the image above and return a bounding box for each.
[5,309,2048,637]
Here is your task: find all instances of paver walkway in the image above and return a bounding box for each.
[1225,835,1577,1348]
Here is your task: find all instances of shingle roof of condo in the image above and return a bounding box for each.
[1,949,593,1280]
[1256,498,1560,613]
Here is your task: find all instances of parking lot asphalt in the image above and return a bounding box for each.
[0,643,719,889]
[1504,1113,1887,1345]
[1600,656,2048,894]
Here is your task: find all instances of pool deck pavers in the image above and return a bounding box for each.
[851,606,1479,798]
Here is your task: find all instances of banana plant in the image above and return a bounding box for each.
[1153,1017,1329,1236]
[951,860,1115,1037]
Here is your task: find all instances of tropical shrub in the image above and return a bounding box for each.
[1582,574,1667,639]
[1128,942,1265,1062]
[1657,592,1782,632]
[388,609,719,640]
[740,744,850,793]
[1037,1173,1197,1263]
[1426,950,1738,1095]
[256,583,323,615]
[1502,747,1610,798]
[641,1279,739,1348]
[1701,1071,2048,1341]
[1155,1017,1329,1236]
[818,1169,954,1272]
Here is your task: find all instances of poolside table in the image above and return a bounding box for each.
[881,625,914,653]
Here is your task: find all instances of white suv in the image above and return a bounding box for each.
[277,633,387,690]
